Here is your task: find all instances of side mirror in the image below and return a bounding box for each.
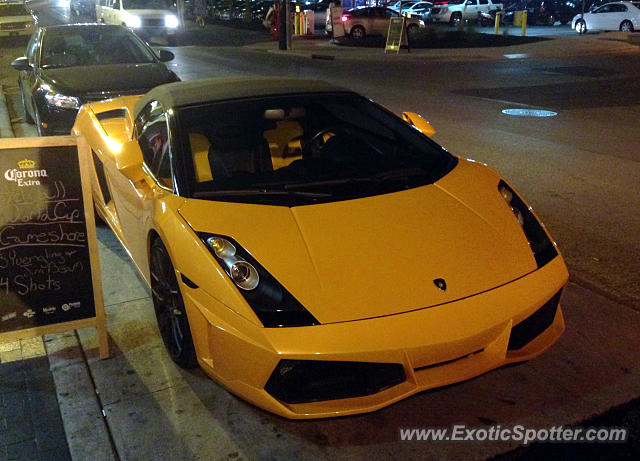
[157,49,175,62]
[402,112,436,138]
[10,57,32,72]
[115,140,146,183]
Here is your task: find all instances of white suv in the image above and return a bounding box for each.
[96,0,180,45]
[429,0,503,25]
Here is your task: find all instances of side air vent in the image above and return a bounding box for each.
[96,109,126,121]
[92,150,111,204]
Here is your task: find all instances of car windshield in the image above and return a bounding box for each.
[176,93,456,205]
[41,27,156,69]
[0,4,30,16]
[122,0,172,9]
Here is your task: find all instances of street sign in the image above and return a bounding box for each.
[386,17,408,53]
[0,136,108,358]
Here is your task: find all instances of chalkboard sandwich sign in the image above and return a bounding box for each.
[0,136,108,359]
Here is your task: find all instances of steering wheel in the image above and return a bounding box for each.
[306,127,341,156]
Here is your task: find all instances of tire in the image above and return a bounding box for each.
[406,24,418,36]
[150,238,198,369]
[576,19,586,34]
[20,85,34,124]
[33,104,47,137]
[450,12,462,27]
[620,20,634,32]
[350,25,365,40]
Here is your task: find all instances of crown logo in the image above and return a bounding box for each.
[18,159,36,169]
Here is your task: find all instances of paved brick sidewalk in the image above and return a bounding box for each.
[0,339,71,461]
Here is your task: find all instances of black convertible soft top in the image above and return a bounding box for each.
[132,77,349,118]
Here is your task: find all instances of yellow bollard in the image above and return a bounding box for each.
[521,11,527,36]
[294,12,300,35]
[494,12,500,34]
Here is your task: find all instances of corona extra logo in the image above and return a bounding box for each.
[4,159,48,187]
[18,158,36,169]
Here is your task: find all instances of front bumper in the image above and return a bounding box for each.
[0,28,33,37]
[429,13,452,23]
[180,255,568,419]
[37,105,79,136]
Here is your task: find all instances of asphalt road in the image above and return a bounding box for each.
[1,1,639,459]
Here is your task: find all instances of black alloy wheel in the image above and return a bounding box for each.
[620,20,634,32]
[350,25,366,39]
[150,239,198,368]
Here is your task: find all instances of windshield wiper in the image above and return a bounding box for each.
[193,189,332,199]
[281,168,429,191]
[370,167,429,181]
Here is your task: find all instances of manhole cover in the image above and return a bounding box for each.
[502,109,557,117]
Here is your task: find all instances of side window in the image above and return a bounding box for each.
[611,4,627,12]
[479,0,489,5]
[136,101,173,189]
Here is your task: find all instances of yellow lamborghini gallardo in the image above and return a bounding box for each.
[73,78,569,419]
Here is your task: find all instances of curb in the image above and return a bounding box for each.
[0,84,15,138]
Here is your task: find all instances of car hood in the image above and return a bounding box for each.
[178,161,538,324]
[42,63,175,97]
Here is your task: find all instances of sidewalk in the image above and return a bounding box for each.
[246,31,640,61]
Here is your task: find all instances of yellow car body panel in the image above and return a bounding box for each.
[73,89,569,419]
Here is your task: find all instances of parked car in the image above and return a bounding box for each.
[429,0,504,26]
[70,0,97,19]
[400,1,434,18]
[341,6,425,39]
[0,1,35,38]
[95,0,180,45]
[72,76,568,419]
[11,24,179,136]
[572,1,640,32]
[388,0,420,12]
[502,0,580,25]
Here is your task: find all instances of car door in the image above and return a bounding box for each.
[111,100,172,267]
[589,4,611,29]
[463,0,480,20]
[20,29,42,122]
[375,7,399,34]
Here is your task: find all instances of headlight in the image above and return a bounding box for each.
[165,15,179,28]
[200,234,319,327]
[43,90,80,109]
[126,15,142,28]
[498,181,558,268]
